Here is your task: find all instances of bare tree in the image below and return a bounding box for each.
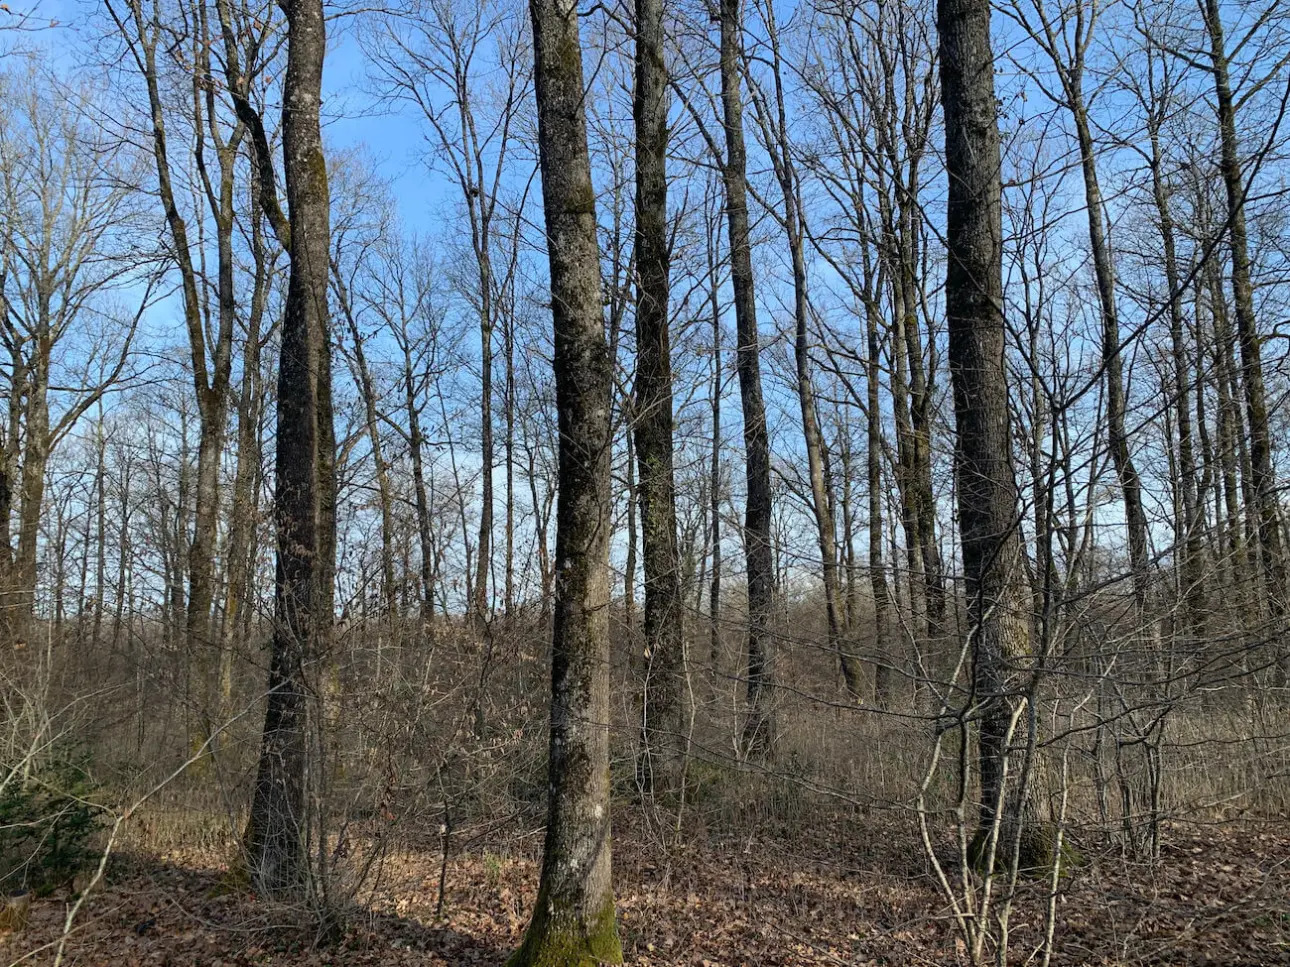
[508,0,623,958]
[632,0,684,792]
[0,68,146,647]
[718,0,775,758]
[937,0,1042,865]
[1200,0,1289,671]
[242,0,337,897]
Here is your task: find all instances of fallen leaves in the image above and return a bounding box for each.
[2,817,1289,965]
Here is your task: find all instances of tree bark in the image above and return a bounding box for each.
[1203,0,1288,672]
[937,0,1041,863]
[632,0,684,793]
[508,0,623,958]
[719,0,775,759]
[244,0,335,897]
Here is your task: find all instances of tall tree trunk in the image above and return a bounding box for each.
[334,266,397,621]
[883,196,930,646]
[863,249,894,707]
[109,0,243,724]
[938,0,1042,864]
[0,347,19,646]
[505,297,516,617]
[749,5,858,699]
[508,0,623,958]
[244,0,334,896]
[474,268,494,625]
[899,213,946,644]
[1204,0,1288,674]
[633,0,684,793]
[1025,0,1151,603]
[1149,120,1205,633]
[14,343,50,641]
[1071,105,1150,603]
[1210,272,1247,602]
[403,344,437,627]
[223,185,273,695]
[624,431,638,640]
[719,0,775,759]
[706,190,723,676]
[93,408,107,645]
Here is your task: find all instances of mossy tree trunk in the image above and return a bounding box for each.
[509,0,622,959]
[243,0,335,898]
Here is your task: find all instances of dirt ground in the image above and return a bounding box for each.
[4,815,1289,966]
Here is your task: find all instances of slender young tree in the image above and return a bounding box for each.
[745,0,859,698]
[1007,0,1151,602]
[508,0,623,957]
[704,177,724,676]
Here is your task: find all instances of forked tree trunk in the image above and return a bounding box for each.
[244,0,335,897]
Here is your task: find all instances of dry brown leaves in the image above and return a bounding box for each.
[3,817,1288,966]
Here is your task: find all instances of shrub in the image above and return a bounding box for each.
[0,756,106,896]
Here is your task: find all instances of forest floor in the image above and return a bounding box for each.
[4,812,1289,966]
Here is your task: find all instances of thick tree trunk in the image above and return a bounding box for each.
[244,0,334,897]
[719,0,775,759]
[508,0,622,958]
[938,0,1042,864]
[632,0,684,793]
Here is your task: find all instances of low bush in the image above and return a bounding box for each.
[0,755,105,896]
